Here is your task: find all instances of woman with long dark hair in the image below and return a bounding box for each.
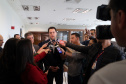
[15,39,50,84]
[0,38,22,84]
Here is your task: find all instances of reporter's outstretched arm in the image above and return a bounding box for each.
[37,43,48,54]
[59,40,91,54]
[66,42,91,54]
[41,43,48,49]
[34,49,50,63]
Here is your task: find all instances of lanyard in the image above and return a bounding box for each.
[92,51,104,70]
[95,51,104,61]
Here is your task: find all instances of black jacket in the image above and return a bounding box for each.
[66,42,125,84]
[38,39,50,47]
[0,62,23,84]
[0,47,2,54]
[37,39,64,71]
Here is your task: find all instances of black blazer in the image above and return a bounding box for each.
[33,45,39,52]
[37,39,64,71]
[38,39,50,47]
[0,47,2,53]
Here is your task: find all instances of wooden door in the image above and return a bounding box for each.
[32,33,42,45]
[30,32,49,45]
[41,33,49,42]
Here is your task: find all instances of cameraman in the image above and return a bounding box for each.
[38,27,64,84]
[88,0,126,84]
[59,32,125,84]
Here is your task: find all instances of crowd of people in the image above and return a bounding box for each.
[0,0,126,84]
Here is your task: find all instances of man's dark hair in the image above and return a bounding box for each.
[109,0,126,13]
[14,34,20,38]
[90,38,97,44]
[90,29,95,32]
[24,32,33,38]
[48,27,57,33]
[71,33,80,39]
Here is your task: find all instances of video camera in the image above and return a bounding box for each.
[96,4,114,39]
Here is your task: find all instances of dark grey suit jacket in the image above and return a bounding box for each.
[33,44,39,52]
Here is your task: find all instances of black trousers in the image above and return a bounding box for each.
[47,68,63,84]
[68,75,82,84]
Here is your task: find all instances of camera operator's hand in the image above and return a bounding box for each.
[87,30,91,36]
[85,28,88,34]
[49,66,59,72]
[85,29,91,36]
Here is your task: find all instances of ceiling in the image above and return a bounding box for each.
[7,0,111,27]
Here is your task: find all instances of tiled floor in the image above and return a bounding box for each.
[53,72,68,84]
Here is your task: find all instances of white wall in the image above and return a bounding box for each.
[0,0,25,47]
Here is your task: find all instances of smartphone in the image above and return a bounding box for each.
[57,47,62,54]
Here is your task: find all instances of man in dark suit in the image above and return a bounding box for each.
[24,32,39,53]
[38,27,64,84]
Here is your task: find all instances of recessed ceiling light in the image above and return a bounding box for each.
[30,22,33,24]
[36,22,39,25]
[22,5,40,11]
[35,17,39,20]
[27,17,32,20]
[33,6,40,11]
[82,9,92,13]
[73,8,92,13]
[63,18,75,21]
[66,0,81,3]
[22,5,29,11]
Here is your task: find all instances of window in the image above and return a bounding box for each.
[57,29,84,42]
